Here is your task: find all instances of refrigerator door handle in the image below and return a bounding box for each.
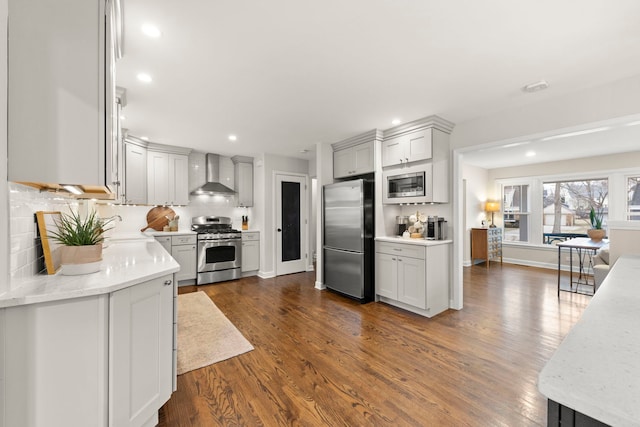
[323,246,362,254]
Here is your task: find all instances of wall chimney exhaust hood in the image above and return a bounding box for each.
[191,153,236,195]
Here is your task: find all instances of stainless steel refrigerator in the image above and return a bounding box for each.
[323,177,375,302]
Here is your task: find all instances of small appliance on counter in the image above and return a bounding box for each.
[426,216,447,240]
[396,216,409,236]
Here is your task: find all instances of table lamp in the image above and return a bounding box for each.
[485,201,500,228]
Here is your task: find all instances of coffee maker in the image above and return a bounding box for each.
[426,216,447,240]
[396,216,409,236]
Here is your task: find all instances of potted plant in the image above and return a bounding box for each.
[587,206,606,242]
[49,210,115,275]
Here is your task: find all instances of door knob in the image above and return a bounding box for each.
[277,228,282,232]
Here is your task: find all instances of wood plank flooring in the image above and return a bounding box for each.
[160,264,590,426]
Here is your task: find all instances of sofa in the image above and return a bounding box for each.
[593,246,610,291]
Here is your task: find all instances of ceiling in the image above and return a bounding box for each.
[116,1,640,164]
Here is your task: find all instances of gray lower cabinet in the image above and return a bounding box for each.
[1,275,176,427]
[171,235,197,284]
[375,241,449,318]
[241,231,260,273]
[155,234,197,285]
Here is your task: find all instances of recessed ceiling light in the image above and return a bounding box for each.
[137,73,153,83]
[228,135,237,141]
[525,151,536,157]
[541,127,610,141]
[522,80,549,93]
[392,119,402,125]
[140,136,149,141]
[141,23,162,38]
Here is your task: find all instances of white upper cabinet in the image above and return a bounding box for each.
[123,141,147,205]
[8,0,115,186]
[146,144,191,206]
[331,130,382,179]
[381,116,454,169]
[232,156,254,207]
[381,128,433,167]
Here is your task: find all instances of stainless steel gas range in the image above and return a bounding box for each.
[192,216,242,284]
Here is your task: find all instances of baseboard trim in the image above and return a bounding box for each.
[315,281,326,290]
[502,258,573,272]
[258,271,276,279]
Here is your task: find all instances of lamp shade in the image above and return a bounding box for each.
[485,201,500,212]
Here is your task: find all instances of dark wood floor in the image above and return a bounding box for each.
[160,263,590,426]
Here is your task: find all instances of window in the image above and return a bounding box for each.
[542,179,608,243]
[627,176,640,220]
[502,184,529,242]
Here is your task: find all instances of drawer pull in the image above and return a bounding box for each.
[393,248,402,251]
[164,280,173,286]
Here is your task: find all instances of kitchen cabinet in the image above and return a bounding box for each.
[1,274,176,427]
[147,147,191,206]
[232,156,254,207]
[241,231,260,273]
[171,235,197,284]
[381,128,432,167]
[154,234,197,285]
[471,227,503,267]
[331,130,382,179]
[123,140,147,204]
[375,240,450,318]
[333,141,375,179]
[381,119,453,204]
[110,275,174,427]
[155,235,172,253]
[8,0,121,187]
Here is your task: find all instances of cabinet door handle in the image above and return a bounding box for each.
[164,280,173,286]
[391,257,396,261]
[405,157,409,163]
[399,158,404,163]
[398,258,403,262]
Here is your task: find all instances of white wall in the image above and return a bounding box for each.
[1,0,8,294]
[314,142,333,288]
[461,163,489,266]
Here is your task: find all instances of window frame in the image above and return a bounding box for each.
[495,168,640,248]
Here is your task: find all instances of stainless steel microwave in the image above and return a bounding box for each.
[387,172,425,198]
[383,163,434,204]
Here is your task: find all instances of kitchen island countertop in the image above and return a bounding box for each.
[538,254,640,426]
[1,239,180,309]
[375,236,452,246]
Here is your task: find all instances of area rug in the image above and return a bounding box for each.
[177,291,254,375]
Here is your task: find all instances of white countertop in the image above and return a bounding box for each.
[538,254,640,426]
[375,236,453,246]
[1,239,180,309]
[144,230,197,237]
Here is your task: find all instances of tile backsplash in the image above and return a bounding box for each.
[9,182,253,284]
[9,183,77,281]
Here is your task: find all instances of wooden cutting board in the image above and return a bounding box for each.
[141,206,176,232]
